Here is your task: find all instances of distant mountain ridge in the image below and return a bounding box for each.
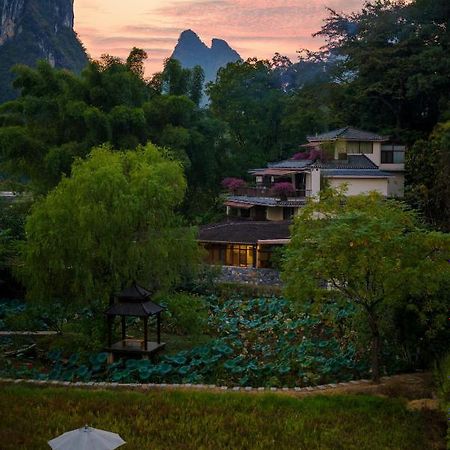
[0,0,88,102]
[171,29,241,84]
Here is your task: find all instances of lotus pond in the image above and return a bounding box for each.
[0,296,369,387]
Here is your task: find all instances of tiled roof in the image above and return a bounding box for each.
[322,169,393,178]
[267,159,313,169]
[313,155,378,169]
[307,127,387,142]
[266,154,379,171]
[198,221,292,244]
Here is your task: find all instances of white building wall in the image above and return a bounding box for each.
[362,142,381,166]
[327,177,389,196]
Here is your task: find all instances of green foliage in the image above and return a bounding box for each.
[159,292,208,335]
[406,121,450,231]
[207,58,287,171]
[1,300,68,334]
[21,143,199,306]
[283,189,450,380]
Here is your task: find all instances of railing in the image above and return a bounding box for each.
[230,186,310,198]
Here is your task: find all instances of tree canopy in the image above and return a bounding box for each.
[22,143,199,306]
[283,189,450,380]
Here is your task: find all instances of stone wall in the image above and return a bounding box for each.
[218,266,282,286]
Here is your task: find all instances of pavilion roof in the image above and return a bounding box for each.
[106,300,163,317]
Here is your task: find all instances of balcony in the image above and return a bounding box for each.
[230,186,310,198]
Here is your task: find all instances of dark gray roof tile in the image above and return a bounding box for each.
[322,169,393,177]
[267,159,313,169]
[198,221,292,244]
[226,195,306,207]
[313,155,378,169]
[307,127,387,142]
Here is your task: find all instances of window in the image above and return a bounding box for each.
[225,244,255,267]
[346,141,373,154]
[381,144,405,164]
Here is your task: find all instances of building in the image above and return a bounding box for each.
[199,127,406,269]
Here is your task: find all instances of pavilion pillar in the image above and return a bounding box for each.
[143,317,148,351]
[157,313,161,345]
[252,245,257,268]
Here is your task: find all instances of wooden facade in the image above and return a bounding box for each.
[201,242,285,269]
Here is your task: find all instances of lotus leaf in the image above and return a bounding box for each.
[76,365,89,378]
[138,368,153,380]
[165,355,187,365]
[95,352,108,364]
[156,364,172,375]
[212,343,233,355]
[178,366,190,375]
[68,354,79,365]
[126,359,140,370]
[48,349,62,362]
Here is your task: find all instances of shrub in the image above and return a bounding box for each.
[270,182,295,197]
[160,292,208,336]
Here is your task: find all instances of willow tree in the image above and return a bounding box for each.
[22,143,199,306]
[283,189,450,381]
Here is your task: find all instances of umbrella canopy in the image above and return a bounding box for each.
[48,426,125,450]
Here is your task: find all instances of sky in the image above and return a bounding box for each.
[75,0,365,76]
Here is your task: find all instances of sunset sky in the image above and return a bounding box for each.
[75,0,365,75]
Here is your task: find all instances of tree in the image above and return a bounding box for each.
[161,59,192,97]
[22,143,199,306]
[283,189,450,381]
[126,47,148,80]
[189,65,205,107]
[207,58,286,170]
[310,0,450,141]
[406,121,450,231]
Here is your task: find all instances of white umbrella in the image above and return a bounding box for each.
[48,425,126,450]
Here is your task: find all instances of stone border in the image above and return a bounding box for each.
[0,377,378,394]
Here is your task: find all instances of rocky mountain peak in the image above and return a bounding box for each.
[0,0,87,102]
[171,29,241,84]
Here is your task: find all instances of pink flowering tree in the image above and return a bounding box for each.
[291,144,332,162]
[222,177,246,193]
[291,151,310,160]
[270,182,295,198]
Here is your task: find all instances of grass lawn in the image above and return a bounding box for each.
[0,384,444,449]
